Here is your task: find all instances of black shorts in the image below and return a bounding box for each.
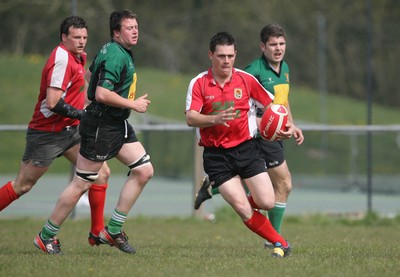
[203,139,266,188]
[255,138,285,169]
[79,113,138,162]
[22,126,80,167]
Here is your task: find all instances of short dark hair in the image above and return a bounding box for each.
[209,32,236,52]
[260,23,286,44]
[109,9,138,38]
[60,16,87,41]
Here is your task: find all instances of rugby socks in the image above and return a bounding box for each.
[0,181,18,211]
[267,202,287,234]
[244,210,288,247]
[107,209,127,234]
[41,219,60,239]
[88,183,108,236]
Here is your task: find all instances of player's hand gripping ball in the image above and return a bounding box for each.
[259,104,288,141]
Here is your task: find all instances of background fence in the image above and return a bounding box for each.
[1,124,399,219]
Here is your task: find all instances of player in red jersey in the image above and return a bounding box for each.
[185,32,293,257]
[0,16,109,248]
[194,24,305,249]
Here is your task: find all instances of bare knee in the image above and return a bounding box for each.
[128,154,154,186]
[271,170,292,196]
[251,193,275,211]
[72,175,94,193]
[13,162,48,196]
[275,182,292,197]
[257,199,275,211]
[128,154,153,180]
[231,201,254,221]
[282,171,292,192]
[131,164,154,185]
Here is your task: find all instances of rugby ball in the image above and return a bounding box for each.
[259,104,288,141]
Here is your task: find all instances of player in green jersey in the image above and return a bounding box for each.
[195,24,304,247]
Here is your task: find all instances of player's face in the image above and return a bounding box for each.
[114,18,139,48]
[208,44,236,79]
[261,36,286,66]
[62,27,88,56]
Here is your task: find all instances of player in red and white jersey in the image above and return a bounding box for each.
[186,68,273,148]
[194,24,304,249]
[185,32,293,257]
[0,16,109,251]
[28,42,86,132]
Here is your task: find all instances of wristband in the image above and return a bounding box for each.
[50,98,83,120]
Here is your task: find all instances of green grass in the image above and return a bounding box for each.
[138,68,194,122]
[1,208,400,277]
[2,55,400,126]
[0,54,46,124]
[288,87,400,125]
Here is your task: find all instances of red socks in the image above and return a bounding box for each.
[88,183,108,236]
[244,210,287,247]
[0,181,18,211]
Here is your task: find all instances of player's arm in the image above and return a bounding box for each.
[186,107,236,128]
[95,86,150,113]
[46,87,84,119]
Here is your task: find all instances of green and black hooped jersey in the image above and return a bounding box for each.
[244,55,290,106]
[87,40,137,120]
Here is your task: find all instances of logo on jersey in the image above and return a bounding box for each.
[100,43,111,54]
[234,88,242,99]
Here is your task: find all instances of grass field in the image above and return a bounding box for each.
[1,208,400,277]
[1,56,400,277]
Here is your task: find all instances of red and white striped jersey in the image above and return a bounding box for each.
[28,43,86,132]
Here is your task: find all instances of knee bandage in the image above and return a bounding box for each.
[127,154,151,176]
[76,168,99,182]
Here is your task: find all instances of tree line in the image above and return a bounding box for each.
[1,0,399,109]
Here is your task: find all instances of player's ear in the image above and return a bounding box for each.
[260,42,265,51]
[113,29,121,39]
[208,50,213,61]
